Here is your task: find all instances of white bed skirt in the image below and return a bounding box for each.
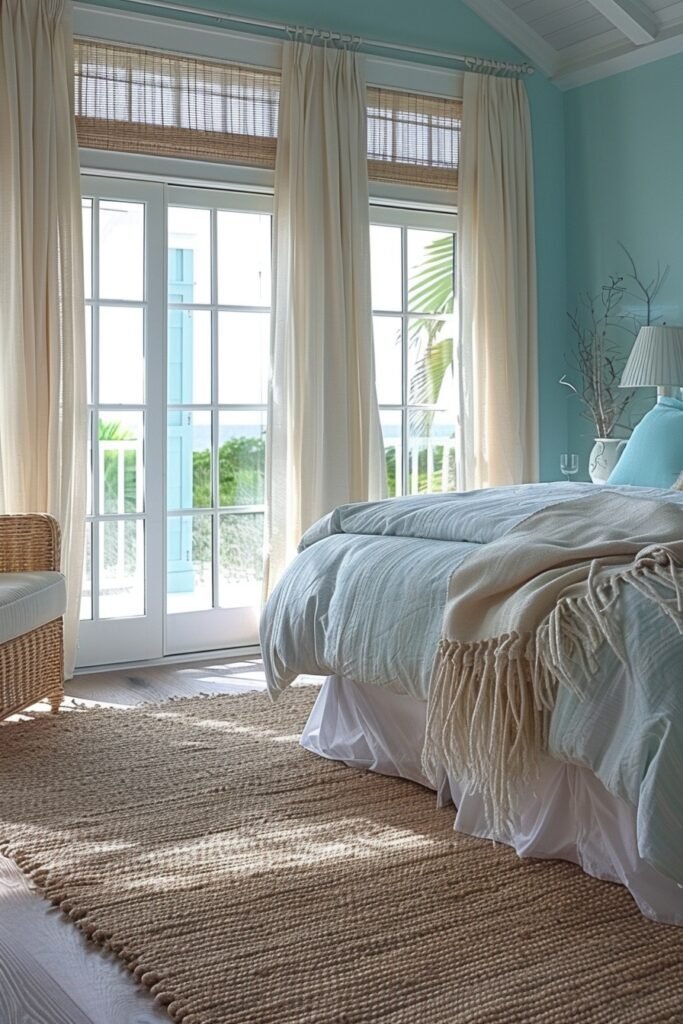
[301,676,683,925]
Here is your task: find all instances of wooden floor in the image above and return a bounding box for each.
[0,656,270,1024]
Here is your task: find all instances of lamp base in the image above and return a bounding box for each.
[657,385,682,399]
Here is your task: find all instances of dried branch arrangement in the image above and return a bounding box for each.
[563,245,669,439]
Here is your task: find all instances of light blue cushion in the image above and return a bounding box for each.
[608,396,683,488]
[0,571,66,645]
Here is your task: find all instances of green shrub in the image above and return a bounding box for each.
[192,435,265,509]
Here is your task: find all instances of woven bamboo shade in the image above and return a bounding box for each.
[367,87,461,190]
[74,40,279,168]
[74,41,461,189]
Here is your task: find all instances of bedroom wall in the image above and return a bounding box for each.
[565,55,683,477]
[81,0,569,482]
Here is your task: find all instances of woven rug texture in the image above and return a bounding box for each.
[0,688,681,1024]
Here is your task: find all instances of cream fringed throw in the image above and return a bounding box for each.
[423,491,683,833]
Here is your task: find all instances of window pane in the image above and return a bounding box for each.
[168,309,211,405]
[168,207,211,305]
[218,412,266,507]
[86,410,93,516]
[218,312,269,405]
[82,199,92,300]
[99,200,144,301]
[98,411,143,515]
[407,229,454,314]
[217,211,271,307]
[219,513,264,608]
[167,514,213,613]
[80,523,92,621]
[380,409,402,498]
[407,408,456,495]
[99,519,145,618]
[370,225,402,311]
[373,316,402,405]
[85,305,92,404]
[167,411,212,510]
[99,306,144,404]
[407,317,455,409]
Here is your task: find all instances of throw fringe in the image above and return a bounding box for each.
[423,546,683,837]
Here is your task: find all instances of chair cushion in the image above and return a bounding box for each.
[0,572,66,646]
[608,397,683,488]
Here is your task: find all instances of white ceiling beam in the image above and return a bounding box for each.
[584,0,659,45]
[460,0,559,77]
[554,19,683,89]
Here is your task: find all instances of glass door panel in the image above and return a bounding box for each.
[165,186,271,655]
[77,177,164,668]
[370,208,458,497]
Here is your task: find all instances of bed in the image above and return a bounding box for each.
[260,482,683,924]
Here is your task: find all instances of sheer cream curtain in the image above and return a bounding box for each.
[265,40,386,591]
[0,0,87,677]
[458,73,538,490]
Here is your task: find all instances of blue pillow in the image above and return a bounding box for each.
[608,396,683,488]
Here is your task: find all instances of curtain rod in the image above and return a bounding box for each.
[96,0,534,76]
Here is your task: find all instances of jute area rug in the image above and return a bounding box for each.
[0,690,681,1024]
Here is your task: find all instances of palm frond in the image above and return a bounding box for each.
[408,235,455,316]
[404,234,456,437]
[408,336,454,433]
[99,419,135,441]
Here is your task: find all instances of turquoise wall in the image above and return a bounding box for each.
[85,0,568,481]
[565,54,683,476]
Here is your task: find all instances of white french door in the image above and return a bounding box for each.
[164,187,270,655]
[78,176,271,668]
[78,177,164,666]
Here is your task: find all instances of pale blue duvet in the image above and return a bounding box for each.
[261,482,683,884]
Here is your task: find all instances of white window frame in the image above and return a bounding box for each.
[74,4,460,669]
[73,2,462,210]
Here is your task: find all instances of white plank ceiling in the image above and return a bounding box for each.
[464,0,683,87]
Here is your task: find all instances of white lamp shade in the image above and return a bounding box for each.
[620,325,683,388]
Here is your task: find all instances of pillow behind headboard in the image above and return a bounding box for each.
[608,397,683,489]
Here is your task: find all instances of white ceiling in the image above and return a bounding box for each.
[463,0,683,87]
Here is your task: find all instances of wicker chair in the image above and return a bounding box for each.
[0,515,65,720]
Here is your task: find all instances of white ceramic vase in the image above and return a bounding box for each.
[588,437,626,484]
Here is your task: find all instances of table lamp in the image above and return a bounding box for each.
[620,325,683,401]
